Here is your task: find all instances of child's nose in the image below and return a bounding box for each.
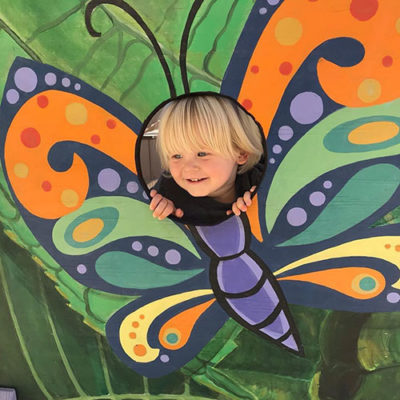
[183,158,199,171]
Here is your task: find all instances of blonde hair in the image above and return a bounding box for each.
[156,94,264,174]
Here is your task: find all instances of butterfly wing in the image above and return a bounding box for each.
[0,57,228,376]
[106,289,228,377]
[221,1,400,313]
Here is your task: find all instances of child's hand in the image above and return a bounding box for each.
[227,186,256,216]
[149,189,184,220]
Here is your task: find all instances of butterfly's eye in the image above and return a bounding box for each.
[197,151,208,157]
[171,154,183,159]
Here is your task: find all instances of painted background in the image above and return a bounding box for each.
[0,0,399,399]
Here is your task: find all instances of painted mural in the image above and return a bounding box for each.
[0,0,399,399]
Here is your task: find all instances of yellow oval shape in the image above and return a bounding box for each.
[348,121,399,145]
[72,218,104,242]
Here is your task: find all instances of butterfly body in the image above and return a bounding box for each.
[193,215,303,354]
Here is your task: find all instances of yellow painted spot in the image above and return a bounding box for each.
[396,18,400,34]
[275,17,303,46]
[65,103,88,125]
[348,121,399,145]
[72,218,104,243]
[61,189,79,208]
[14,163,29,178]
[357,79,381,103]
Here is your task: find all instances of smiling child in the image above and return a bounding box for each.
[149,93,265,225]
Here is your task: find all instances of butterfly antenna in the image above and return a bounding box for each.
[85,0,177,98]
[180,0,204,94]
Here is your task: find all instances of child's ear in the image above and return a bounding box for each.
[237,152,248,165]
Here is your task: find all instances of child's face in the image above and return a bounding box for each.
[168,149,246,203]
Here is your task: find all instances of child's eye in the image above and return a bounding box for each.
[197,152,208,157]
[171,154,182,159]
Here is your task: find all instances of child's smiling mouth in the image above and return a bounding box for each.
[186,178,207,183]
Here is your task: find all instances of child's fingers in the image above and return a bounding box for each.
[243,191,252,206]
[149,193,164,211]
[231,202,241,216]
[236,197,247,212]
[250,185,256,193]
[152,198,169,218]
[157,201,174,220]
[150,189,158,198]
[175,208,184,218]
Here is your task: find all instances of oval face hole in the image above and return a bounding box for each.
[136,92,267,226]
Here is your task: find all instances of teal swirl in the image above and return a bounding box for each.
[52,196,200,257]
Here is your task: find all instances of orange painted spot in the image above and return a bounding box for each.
[61,189,79,208]
[107,119,116,129]
[37,95,49,108]
[357,79,381,103]
[350,0,378,21]
[251,65,259,74]
[139,314,145,319]
[21,128,40,148]
[91,135,100,144]
[41,181,52,192]
[385,243,391,249]
[278,267,385,300]
[275,17,303,46]
[129,332,136,339]
[395,245,400,252]
[382,56,393,67]
[72,218,104,242]
[279,61,292,75]
[65,102,88,125]
[348,121,399,145]
[133,344,147,357]
[159,299,215,350]
[132,321,139,328]
[14,163,29,178]
[242,99,253,110]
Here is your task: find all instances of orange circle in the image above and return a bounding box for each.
[395,245,400,252]
[133,344,147,357]
[139,314,145,319]
[384,243,391,249]
[129,332,136,339]
[132,321,139,328]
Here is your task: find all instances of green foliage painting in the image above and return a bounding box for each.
[0,0,399,399]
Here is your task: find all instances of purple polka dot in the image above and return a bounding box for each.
[272,144,282,154]
[74,83,81,91]
[287,207,307,226]
[127,181,139,193]
[269,158,276,164]
[387,292,400,303]
[259,7,267,14]
[143,191,149,200]
[278,125,294,141]
[132,241,142,251]
[165,249,181,265]
[14,67,37,93]
[98,168,121,192]
[6,89,19,104]
[148,245,159,256]
[267,0,280,4]
[160,354,169,363]
[45,72,57,86]
[77,264,87,274]
[62,77,71,87]
[309,191,326,206]
[323,180,333,189]
[290,92,323,124]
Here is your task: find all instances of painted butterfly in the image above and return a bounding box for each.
[0,0,399,378]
